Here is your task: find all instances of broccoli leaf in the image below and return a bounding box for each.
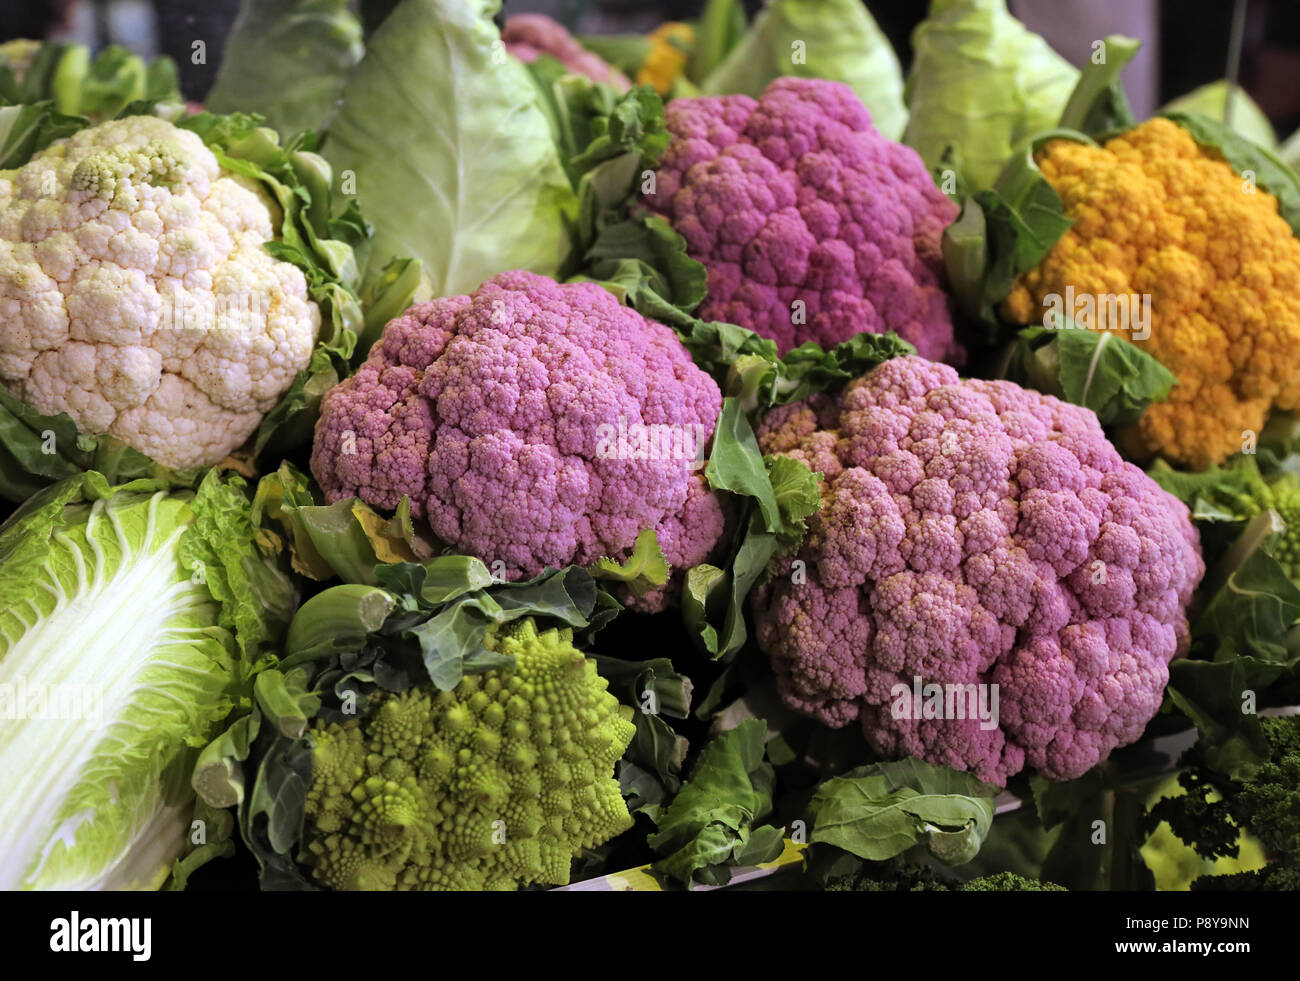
[1148,457,1262,523]
[706,398,782,533]
[593,655,692,720]
[560,81,669,183]
[580,215,708,315]
[356,256,428,362]
[808,759,998,866]
[167,800,237,890]
[259,493,430,584]
[1192,510,1300,664]
[376,554,494,606]
[942,139,1077,336]
[0,101,88,168]
[1182,504,1299,667]
[1007,322,1176,427]
[549,76,713,319]
[237,719,318,890]
[728,331,918,414]
[1166,659,1278,777]
[1161,81,1277,149]
[687,411,823,660]
[592,528,671,598]
[1149,472,1300,772]
[615,713,691,817]
[646,719,784,887]
[282,584,398,666]
[594,652,694,815]
[399,565,607,690]
[766,454,823,554]
[1052,328,1175,423]
[0,41,180,121]
[250,462,435,583]
[1057,34,1141,137]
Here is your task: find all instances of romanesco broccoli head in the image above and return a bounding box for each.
[300,618,636,890]
[1249,479,1300,582]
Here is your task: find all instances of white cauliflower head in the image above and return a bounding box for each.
[0,115,321,468]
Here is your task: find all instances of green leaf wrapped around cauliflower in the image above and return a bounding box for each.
[300,619,636,890]
[0,115,324,469]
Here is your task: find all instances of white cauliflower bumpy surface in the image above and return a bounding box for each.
[0,116,320,468]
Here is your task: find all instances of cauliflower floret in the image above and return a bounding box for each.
[311,270,728,611]
[0,115,320,468]
[643,77,961,361]
[751,356,1205,785]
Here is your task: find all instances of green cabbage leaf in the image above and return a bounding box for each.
[904,0,1078,193]
[206,0,365,139]
[323,0,577,293]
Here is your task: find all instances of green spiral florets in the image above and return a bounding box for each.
[300,619,636,891]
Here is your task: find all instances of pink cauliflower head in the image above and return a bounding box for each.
[643,77,962,361]
[751,356,1203,785]
[311,271,726,611]
[503,14,631,91]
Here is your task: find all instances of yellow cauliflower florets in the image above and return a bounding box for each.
[1003,117,1300,468]
[637,22,693,95]
[0,115,320,468]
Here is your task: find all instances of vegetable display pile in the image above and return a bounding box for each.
[1,0,1299,898]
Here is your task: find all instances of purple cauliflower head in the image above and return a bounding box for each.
[751,356,1203,785]
[503,14,631,92]
[311,271,726,611]
[643,77,962,362]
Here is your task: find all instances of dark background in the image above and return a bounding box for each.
[4,1,1300,135]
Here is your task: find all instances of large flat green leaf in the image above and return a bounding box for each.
[809,759,998,865]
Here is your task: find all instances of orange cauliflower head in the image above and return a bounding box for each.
[1003,118,1300,469]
